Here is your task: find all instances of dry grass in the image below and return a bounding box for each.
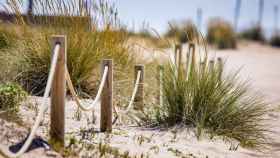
[0,0,134,96]
[207,18,237,49]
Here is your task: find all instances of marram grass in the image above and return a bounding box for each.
[147,57,270,149]
[0,0,133,96]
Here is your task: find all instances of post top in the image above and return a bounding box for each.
[51,35,66,38]
[102,59,113,62]
[135,64,144,67]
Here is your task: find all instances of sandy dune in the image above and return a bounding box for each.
[1,41,280,158]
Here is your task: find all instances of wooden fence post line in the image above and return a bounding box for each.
[158,65,164,106]
[50,35,66,147]
[100,59,113,132]
[134,65,144,111]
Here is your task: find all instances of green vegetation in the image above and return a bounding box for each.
[0,0,133,96]
[207,18,237,49]
[0,83,27,114]
[165,20,199,43]
[270,35,280,47]
[0,25,17,50]
[146,45,270,149]
[240,25,265,42]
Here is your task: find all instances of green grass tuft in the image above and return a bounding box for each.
[147,53,270,149]
[0,82,27,114]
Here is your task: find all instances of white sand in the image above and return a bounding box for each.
[1,41,280,158]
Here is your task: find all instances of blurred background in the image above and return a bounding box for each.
[115,0,280,38]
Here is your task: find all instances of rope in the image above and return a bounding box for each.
[65,66,108,111]
[113,71,142,124]
[66,65,141,125]
[121,71,141,114]
[0,44,61,158]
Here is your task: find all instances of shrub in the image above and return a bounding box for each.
[165,20,199,43]
[207,18,237,49]
[0,25,18,49]
[147,55,270,149]
[0,83,27,114]
[270,34,280,47]
[240,25,265,42]
[2,0,133,96]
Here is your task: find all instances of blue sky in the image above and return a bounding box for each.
[115,0,280,35]
[1,0,279,36]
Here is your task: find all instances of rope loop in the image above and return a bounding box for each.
[0,43,61,158]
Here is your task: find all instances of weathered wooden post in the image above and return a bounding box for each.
[186,43,195,79]
[50,35,66,147]
[189,43,196,65]
[217,57,223,80]
[199,61,205,74]
[100,59,113,132]
[175,44,182,69]
[158,65,164,106]
[209,60,214,72]
[27,0,33,24]
[134,65,144,111]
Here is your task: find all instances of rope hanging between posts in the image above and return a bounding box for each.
[0,44,61,158]
[113,70,142,124]
[120,71,141,114]
[66,66,108,111]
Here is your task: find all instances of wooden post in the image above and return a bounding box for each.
[175,44,182,69]
[134,65,144,111]
[189,43,195,65]
[50,35,66,147]
[174,45,178,66]
[217,57,223,80]
[158,65,164,106]
[199,61,205,74]
[27,0,33,24]
[186,50,190,71]
[187,43,195,79]
[209,60,214,72]
[100,59,113,132]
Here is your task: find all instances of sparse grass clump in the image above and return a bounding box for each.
[240,25,265,42]
[147,48,270,149]
[0,83,27,114]
[165,20,199,44]
[207,18,237,49]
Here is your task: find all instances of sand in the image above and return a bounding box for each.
[1,41,280,158]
